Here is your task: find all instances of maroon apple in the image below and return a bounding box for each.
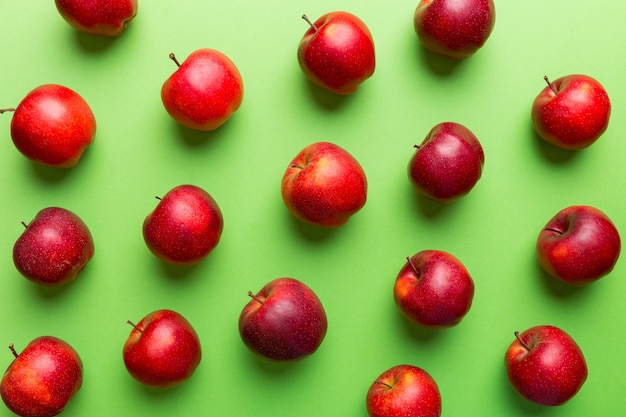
[1,336,83,417]
[394,250,474,328]
[505,325,587,406]
[239,278,328,361]
[532,74,611,150]
[281,142,367,227]
[298,11,375,94]
[536,205,621,285]
[13,207,95,286]
[123,309,202,388]
[55,0,138,36]
[414,0,496,60]
[142,184,224,266]
[408,122,484,202]
[1,84,96,168]
[161,49,244,131]
[366,364,442,417]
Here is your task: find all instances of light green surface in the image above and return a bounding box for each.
[1,1,625,416]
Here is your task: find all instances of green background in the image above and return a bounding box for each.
[1,1,625,415]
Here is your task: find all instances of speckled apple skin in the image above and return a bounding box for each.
[536,205,621,285]
[505,325,587,406]
[298,11,375,94]
[13,207,95,286]
[10,84,96,168]
[408,122,484,202]
[366,364,442,417]
[1,336,83,417]
[55,0,138,36]
[239,278,328,361]
[282,142,367,227]
[531,74,611,150]
[161,49,243,131]
[414,0,495,59]
[394,250,474,328]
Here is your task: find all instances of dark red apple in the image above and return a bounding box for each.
[2,84,96,168]
[408,122,484,202]
[536,205,621,285]
[366,364,442,417]
[239,278,328,361]
[394,250,474,328]
[55,0,138,36]
[298,11,375,94]
[13,207,95,286]
[123,309,202,388]
[0,336,83,417]
[161,49,244,131]
[532,74,611,150]
[142,184,224,266]
[505,325,588,406]
[281,142,367,227]
[414,0,496,59]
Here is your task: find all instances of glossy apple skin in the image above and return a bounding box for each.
[408,122,484,202]
[161,49,244,131]
[239,278,328,361]
[537,206,621,285]
[8,84,96,168]
[13,207,95,286]
[505,325,587,406]
[142,184,224,266]
[282,142,367,227]
[531,74,611,150]
[394,250,474,328]
[54,0,138,36]
[1,336,83,417]
[123,310,202,388]
[366,364,441,417]
[414,0,495,59]
[298,11,375,94]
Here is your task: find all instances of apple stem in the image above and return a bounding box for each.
[0,108,16,114]
[374,380,393,390]
[514,331,531,351]
[8,344,18,358]
[154,196,162,201]
[247,291,264,305]
[406,256,420,278]
[544,227,563,235]
[301,14,318,32]
[413,144,420,150]
[127,320,143,333]
[544,75,558,95]
[21,221,28,229]
[169,53,181,67]
[290,164,304,170]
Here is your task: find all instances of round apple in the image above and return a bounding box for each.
[366,364,442,417]
[414,0,496,59]
[161,49,244,131]
[394,250,474,328]
[408,122,484,202]
[536,205,621,285]
[55,0,138,36]
[123,310,202,388]
[505,325,587,406]
[13,207,95,286]
[531,74,611,150]
[2,84,96,168]
[297,11,376,94]
[239,278,328,361]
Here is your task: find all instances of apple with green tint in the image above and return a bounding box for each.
[55,0,138,36]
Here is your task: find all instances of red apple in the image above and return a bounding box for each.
[505,325,587,406]
[142,184,224,266]
[239,278,328,361]
[1,336,82,417]
[161,49,244,131]
[414,0,496,60]
[54,0,138,36]
[281,142,367,227]
[13,207,95,286]
[531,74,611,150]
[2,84,96,168]
[298,12,375,94]
[536,205,621,285]
[408,122,484,202]
[394,250,474,328]
[123,309,202,388]
[366,364,442,417]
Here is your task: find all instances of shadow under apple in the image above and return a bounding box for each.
[304,78,353,111]
[536,261,595,300]
[288,212,341,244]
[531,126,579,165]
[395,308,441,343]
[29,162,74,184]
[415,40,464,77]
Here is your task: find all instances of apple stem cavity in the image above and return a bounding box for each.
[406,256,421,278]
[169,53,181,68]
[544,75,558,95]
[0,108,16,114]
[514,331,531,351]
[302,14,318,33]
[127,320,143,333]
[8,344,18,358]
[247,291,265,305]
